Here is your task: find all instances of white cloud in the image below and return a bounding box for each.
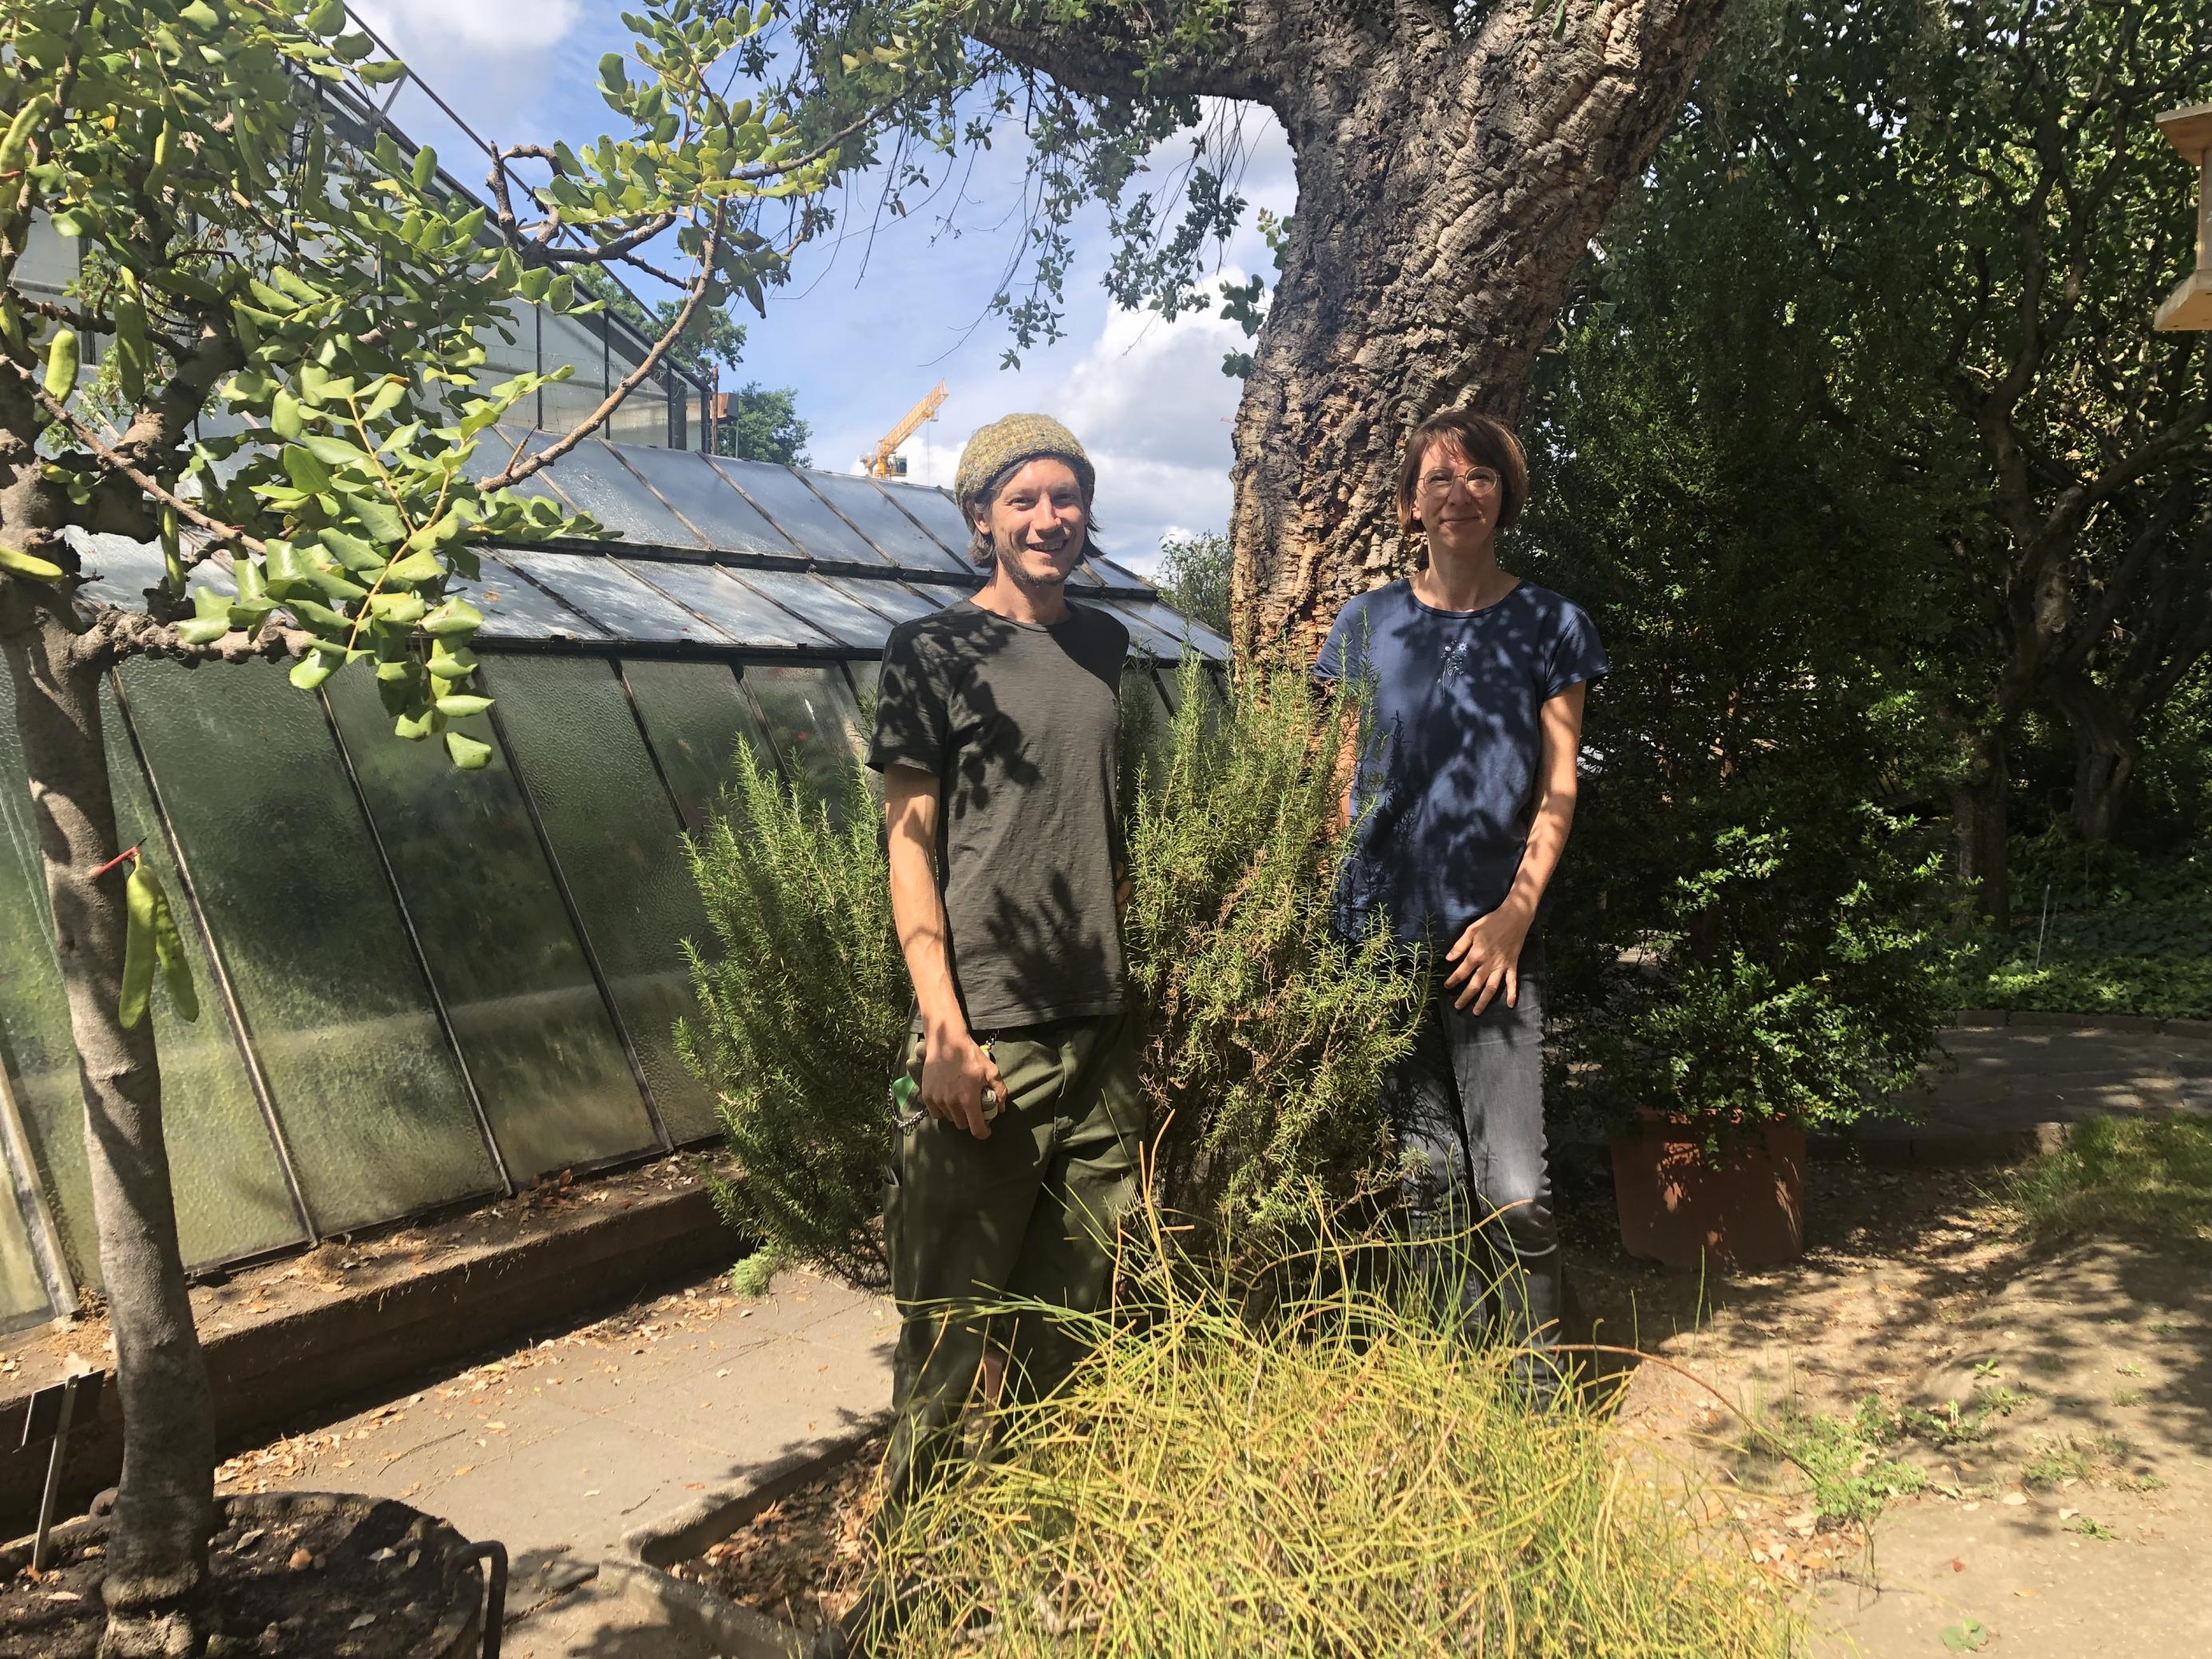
[348,0,592,136]
[350,0,583,53]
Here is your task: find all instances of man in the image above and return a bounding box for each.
[865,413,1145,1519]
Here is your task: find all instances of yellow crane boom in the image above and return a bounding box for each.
[864,381,948,477]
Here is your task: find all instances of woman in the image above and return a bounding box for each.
[1316,407,1606,1401]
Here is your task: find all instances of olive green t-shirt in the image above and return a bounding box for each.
[867,598,1130,1031]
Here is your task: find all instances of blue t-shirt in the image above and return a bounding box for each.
[1315,579,1608,948]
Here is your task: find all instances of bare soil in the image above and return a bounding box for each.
[0,1496,463,1658]
[665,1431,885,1639]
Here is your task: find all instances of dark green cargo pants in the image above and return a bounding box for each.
[880,1008,1146,1510]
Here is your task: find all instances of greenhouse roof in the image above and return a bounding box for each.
[71,430,1229,666]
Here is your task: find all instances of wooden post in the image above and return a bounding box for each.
[2154,102,2212,331]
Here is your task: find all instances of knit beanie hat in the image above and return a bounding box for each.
[953,414,1095,513]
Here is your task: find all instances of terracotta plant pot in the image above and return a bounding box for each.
[1607,1116,1808,1271]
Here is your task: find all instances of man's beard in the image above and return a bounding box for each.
[995,535,1078,588]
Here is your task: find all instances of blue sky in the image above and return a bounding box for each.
[350,1,1296,572]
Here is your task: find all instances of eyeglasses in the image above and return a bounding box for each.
[1416,467,1502,497]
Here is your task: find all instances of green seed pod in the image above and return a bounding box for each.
[42,327,78,402]
[120,860,158,1029]
[0,94,52,175]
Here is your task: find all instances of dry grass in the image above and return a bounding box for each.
[869,1218,1804,1657]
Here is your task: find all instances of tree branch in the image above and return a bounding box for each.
[966,1,1290,105]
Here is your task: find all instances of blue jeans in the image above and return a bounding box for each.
[1386,942,1564,1381]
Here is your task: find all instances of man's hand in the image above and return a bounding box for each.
[1443,905,1532,1015]
[920,1024,1005,1139]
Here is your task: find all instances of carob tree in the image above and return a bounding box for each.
[0,2,867,1649]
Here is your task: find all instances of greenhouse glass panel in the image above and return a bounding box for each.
[609,445,797,558]
[0,675,303,1284]
[462,426,566,509]
[867,480,971,560]
[0,1170,49,1330]
[819,574,944,627]
[1089,555,1156,591]
[844,660,880,707]
[744,663,869,814]
[622,659,777,835]
[1110,596,1232,662]
[501,434,706,552]
[326,674,658,1182]
[603,370,672,449]
[449,552,607,642]
[1095,600,1189,662]
[802,472,970,575]
[502,550,735,645]
[70,531,232,612]
[618,559,833,649]
[540,310,612,434]
[706,457,888,565]
[726,568,895,648]
[483,656,719,1143]
[119,658,499,1233]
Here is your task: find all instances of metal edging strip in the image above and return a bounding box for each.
[108,668,325,1245]
[315,687,517,1202]
[482,672,675,1156]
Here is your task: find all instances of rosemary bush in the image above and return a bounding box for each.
[681,653,1426,1291]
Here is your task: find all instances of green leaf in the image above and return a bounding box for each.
[289,655,334,691]
[1941,1619,1990,1653]
[393,707,440,741]
[383,550,445,585]
[281,445,333,494]
[369,590,426,625]
[425,645,479,679]
[421,596,484,636]
[445,730,493,770]
[435,694,493,717]
[175,617,231,645]
[271,389,304,439]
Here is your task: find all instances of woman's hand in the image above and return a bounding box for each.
[1443,905,1532,1015]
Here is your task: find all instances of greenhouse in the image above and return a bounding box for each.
[0,435,1229,1334]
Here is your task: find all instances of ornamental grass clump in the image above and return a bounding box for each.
[869,1217,1802,1658]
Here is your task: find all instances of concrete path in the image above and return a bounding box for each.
[1881,1024,2212,1142]
[214,1261,893,1654]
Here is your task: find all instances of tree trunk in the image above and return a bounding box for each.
[1229,1,1732,647]
[2047,673,2140,845]
[1,608,214,1655]
[1951,728,2012,932]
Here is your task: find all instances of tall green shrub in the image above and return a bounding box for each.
[679,742,904,1289]
[681,654,1425,1290]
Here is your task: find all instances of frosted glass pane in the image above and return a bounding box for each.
[1090,555,1156,591]
[515,435,706,551]
[483,657,719,1143]
[1110,597,1231,663]
[609,445,797,557]
[462,426,567,509]
[727,568,895,648]
[845,660,880,707]
[121,658,498,1233]
[69,530,238,613]
[326,673,658,1181]
[621,659,777,835]
[745,663,869,814]
[820,574,942,626]
[1095,600,1183,661]
[0,673,303,1285]
[708,457,889,565]
[503,550,734,645]
[803,473,970,574]
[0,1169,49,1329]
[869,481,975,564]
[604,378,672,449]
[449,551,607,642]
[617,560,833,649]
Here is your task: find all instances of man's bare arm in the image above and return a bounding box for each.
[884,763,1003,1138]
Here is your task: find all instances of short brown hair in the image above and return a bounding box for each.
[1395,409,1529,537]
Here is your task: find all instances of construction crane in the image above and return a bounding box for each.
[862,381,948,478]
